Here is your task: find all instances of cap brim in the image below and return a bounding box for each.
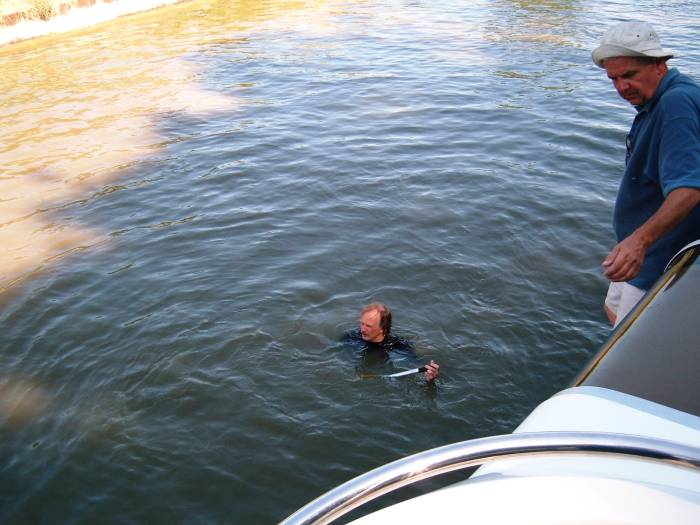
[592,44,674,68]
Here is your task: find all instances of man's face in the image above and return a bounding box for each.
[604,57,666,106]
[360,310,384,343]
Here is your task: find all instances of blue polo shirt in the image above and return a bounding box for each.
[614,68,700,289]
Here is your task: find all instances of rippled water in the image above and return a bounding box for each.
[1,1,699,523]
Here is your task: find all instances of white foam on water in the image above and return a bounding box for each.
[0,0,183,45]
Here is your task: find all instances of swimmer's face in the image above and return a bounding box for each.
[360,310,384,343]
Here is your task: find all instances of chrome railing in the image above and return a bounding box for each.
[279,431,700,525]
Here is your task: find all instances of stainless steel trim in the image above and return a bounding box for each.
[664,239,700,273]
[279,431,700,525]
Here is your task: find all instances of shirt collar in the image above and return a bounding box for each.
[636,67,680,113]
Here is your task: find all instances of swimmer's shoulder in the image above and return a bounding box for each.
[384,335,414,352]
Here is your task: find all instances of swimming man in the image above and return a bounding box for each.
[342,302,440,381]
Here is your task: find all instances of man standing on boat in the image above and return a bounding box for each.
[342,302,440,381]
[592,21,700,326]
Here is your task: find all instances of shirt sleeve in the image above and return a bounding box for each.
[658,92,700,196]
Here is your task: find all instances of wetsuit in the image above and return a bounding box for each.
[341,329,425,371]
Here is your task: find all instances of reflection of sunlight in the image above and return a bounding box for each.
[0,0,344,294]
[0,0,183,45]
[257,1,340,36]
[485,0,579,48]
[0,377,49,428]
[343,3,488,66]
[1,31,238,293]
[0,374,126,437]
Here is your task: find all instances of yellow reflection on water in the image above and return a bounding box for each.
[0,376,50,428]
[0,0,333,295]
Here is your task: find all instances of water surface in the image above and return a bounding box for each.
[1,0,699,523]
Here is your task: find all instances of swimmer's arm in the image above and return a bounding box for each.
[389,343,440,381]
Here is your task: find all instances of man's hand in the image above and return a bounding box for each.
[602,233,648,282]
[603,188,700,282]
[424,360,439,381]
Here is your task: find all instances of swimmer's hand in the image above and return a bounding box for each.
[424,360,439,381]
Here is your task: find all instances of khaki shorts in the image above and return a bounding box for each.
[605,282,646,327]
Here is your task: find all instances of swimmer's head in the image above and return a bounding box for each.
[360,302,392,343]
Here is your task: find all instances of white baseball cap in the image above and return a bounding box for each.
[592,21,674,68]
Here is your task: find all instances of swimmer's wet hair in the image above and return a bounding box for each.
[362,302,392,337]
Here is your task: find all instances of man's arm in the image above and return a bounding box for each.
[389,339,440,381]
[603,187,700,282]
